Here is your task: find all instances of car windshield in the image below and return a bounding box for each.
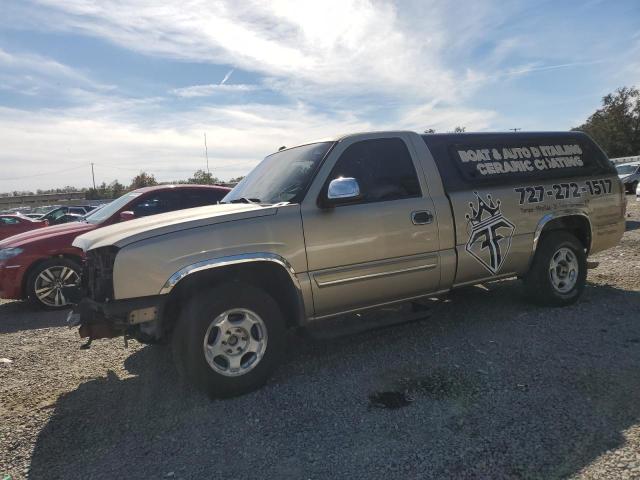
[84,192,142,224]
[616,164,638,175]
[222,142,334,204]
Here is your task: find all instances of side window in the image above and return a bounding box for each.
[1,217,19,225]
[181,189,225,209]
[50,209,66,221]
[328,138,421,203]
[131,191,180,217]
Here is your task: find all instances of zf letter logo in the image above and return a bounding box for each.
[465,192,515,274]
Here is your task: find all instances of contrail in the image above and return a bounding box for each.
[220,69,234,85]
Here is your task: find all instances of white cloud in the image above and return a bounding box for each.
[0,95,497,191]
[0,47,115,101]
[398,102,497,132]
[0,101,365,191]
[0,47,84,83]
[24,0,486,102]
[171,83,259,98]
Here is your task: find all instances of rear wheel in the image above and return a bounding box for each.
[524,232,587,306]
[172,283,286,398]
[27,258,81,310]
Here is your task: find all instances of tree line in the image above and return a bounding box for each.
[572,86,640,158]
[1,170,245,199]
[424,86,639,160]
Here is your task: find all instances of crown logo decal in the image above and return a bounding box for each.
[465,192,502,225]
[464,191,515,275]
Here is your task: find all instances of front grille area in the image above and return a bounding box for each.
[83,246,119,302]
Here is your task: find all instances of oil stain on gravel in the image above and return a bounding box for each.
[399,369,478,399]
[368,391,414,409]
[369,369,478,409]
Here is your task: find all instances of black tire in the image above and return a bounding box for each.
[523,231,587,307]
[27,258,81,310]
[171,282,286,398]
[630,181,638,195]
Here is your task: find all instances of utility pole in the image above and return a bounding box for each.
[509,128,522,132]
[91,163,96,190]
[204,133,210,174]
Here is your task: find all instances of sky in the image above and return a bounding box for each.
[0,0,639,193]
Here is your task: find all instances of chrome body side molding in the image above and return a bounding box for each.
[315,263,437,288]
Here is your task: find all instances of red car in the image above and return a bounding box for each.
[0,214,48,241]
[0,184,230,309]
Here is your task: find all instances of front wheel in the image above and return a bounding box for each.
[523,232,587,307]
[27,258,81,310]
[172,283,286,398]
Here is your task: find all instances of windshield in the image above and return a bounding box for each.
[616,164,638,175]
[84,192,142,224]
[42,208,66,222]
[223,142,334,204]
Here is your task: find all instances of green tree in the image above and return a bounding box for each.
[188,169,219,185]
[109,180,126,198]
[573,86,640,158]
[228,176,245,184]
[129,171,157,189]
[86,188,100,200]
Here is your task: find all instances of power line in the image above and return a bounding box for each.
[92,162,148,172]
[0,165,81,181]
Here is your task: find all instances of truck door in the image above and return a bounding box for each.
[300,133,441,318]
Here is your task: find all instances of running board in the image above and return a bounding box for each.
[302,302,432,341]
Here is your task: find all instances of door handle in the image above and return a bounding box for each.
[411,210,433,225]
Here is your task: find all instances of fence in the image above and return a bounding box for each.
[610,155,640,164]
[0,192,87,211]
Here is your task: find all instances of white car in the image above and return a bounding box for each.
[615,162,640,194]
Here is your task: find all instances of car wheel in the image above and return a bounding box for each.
[27,258,81,310]
[523,231,587,307]
[172,283,286,398]
[630,181,638,195]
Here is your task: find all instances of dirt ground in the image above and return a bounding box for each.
[1,198,639,480]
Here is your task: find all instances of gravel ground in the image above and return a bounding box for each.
[1,198,640,480]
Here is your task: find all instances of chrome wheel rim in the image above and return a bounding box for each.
[202,308,268,377]
[549,247,579,294]
[35,265,80,307]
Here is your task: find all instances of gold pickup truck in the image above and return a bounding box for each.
[70,131,625,397]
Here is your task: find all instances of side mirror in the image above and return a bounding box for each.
[323,177,362,207]
[119,211,135,222]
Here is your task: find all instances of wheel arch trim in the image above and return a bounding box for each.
[159,252,302,297]
[532,210,593,253]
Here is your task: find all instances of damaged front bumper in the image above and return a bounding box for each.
[66,287,166,347]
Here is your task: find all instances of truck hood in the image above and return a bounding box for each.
[73,203,276,251]
[0,220,95,248]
